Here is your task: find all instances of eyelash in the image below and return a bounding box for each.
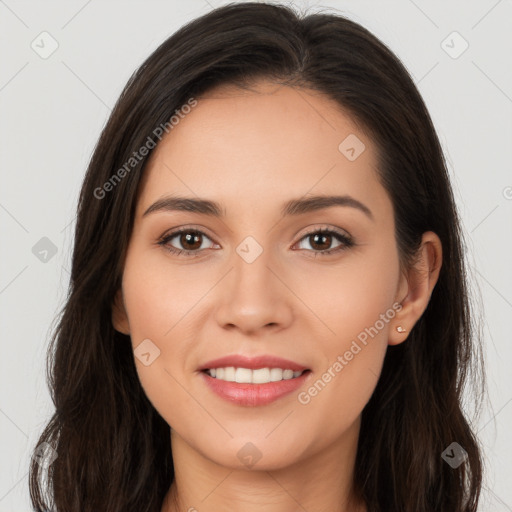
[157,225,354,258]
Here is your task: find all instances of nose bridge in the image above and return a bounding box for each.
[232,235,279,305]
[214,234,292,332]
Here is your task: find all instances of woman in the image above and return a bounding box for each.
[29,2,485,511]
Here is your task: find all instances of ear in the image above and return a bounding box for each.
[112,288,131,335]
[389,231,442,346]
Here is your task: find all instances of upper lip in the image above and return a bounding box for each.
[198,354,309,372]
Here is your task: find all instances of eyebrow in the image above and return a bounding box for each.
[142,194,374,221]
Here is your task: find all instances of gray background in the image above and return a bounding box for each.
[1,0,511,510]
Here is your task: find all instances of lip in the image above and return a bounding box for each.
[200,369,312,407]
[198,354,309,372]
[198,354,311,407]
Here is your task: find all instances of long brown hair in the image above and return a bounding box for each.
[29,3,485,511]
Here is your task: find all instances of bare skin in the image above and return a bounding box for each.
[112,80,442,512]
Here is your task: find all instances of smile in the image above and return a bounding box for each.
[204,367,305,383]
[200,368,312,407]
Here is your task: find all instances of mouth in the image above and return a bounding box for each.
[198,354,312,406]
[202,367,309,383]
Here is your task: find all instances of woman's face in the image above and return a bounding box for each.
[113,80,410,470]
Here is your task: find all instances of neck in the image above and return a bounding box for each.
[161,417,366,512]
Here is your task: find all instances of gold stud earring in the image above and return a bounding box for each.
[396,326,407,333]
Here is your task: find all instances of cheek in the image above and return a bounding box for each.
[121,247,227,425]
[294,306,393,456]
[121,248,209,342]
[290,236,399,343]
[292,244,398,433]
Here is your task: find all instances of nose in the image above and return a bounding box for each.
[214,244,294,335]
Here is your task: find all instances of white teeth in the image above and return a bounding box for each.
[235,367,252,383]
[283,369,294,380]
[224,366,235,381]
[269,368,283,382]
[206,367,305,384]
[252,368,270,383]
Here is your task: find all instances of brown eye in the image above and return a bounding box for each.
[158,227,353,258]
[308,232,334,251]
[158,229,215,256]
[177,231,203,251]
[295,229,354,256]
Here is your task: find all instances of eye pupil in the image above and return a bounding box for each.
[181,232,202,250]
[311,233,331,250]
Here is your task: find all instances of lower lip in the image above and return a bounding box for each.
[200,370,312,406]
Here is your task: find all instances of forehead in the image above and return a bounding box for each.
[137,81,388,219]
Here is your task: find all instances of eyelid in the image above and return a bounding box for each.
[291,225,354,255]
[296,224,351,240]
[159,223,351,243]
[158,224,218,249]
[157,223,354,257]
[159,224,215,240]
